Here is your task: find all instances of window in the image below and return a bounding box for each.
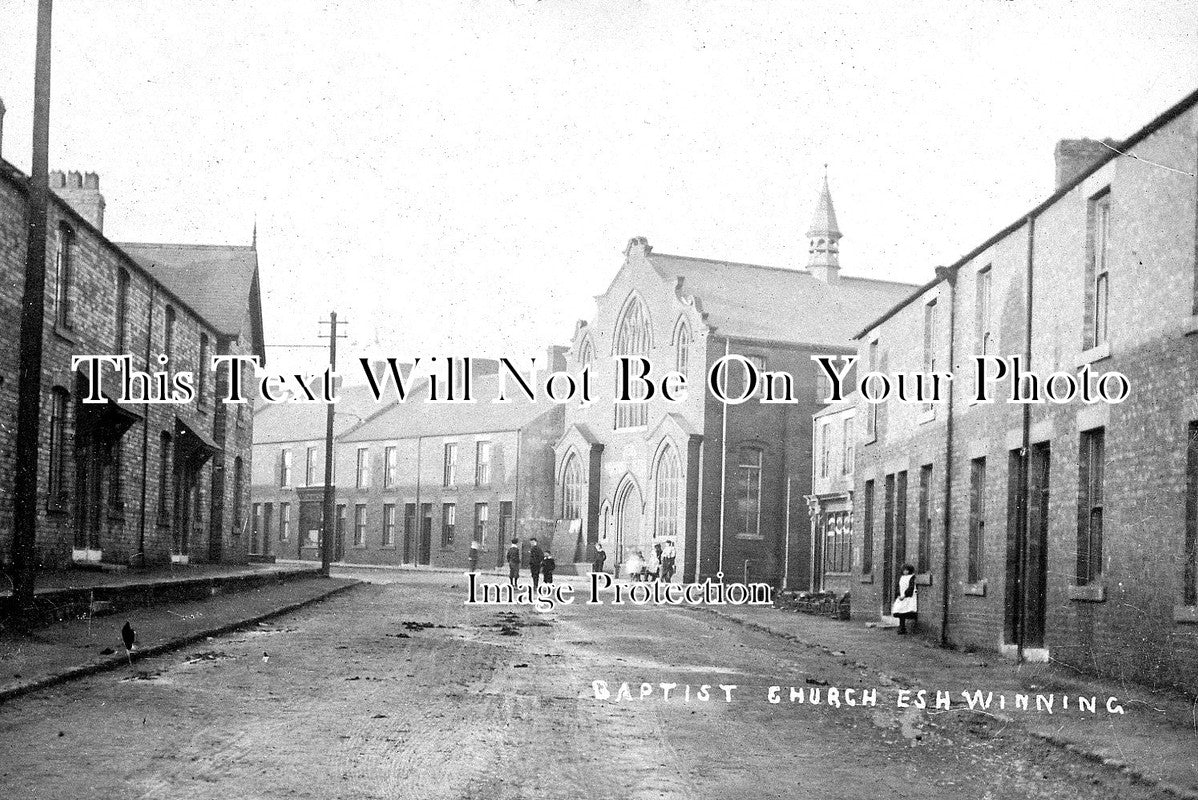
[614,294,651,429]
[1185,422,1198,605]
[279,449,292,487]
[336,504,346,548]
[968,457,986,583]
[198,334,208,405]
[306,446,319,486]
[862,480,875,575]
[475,441,491,486]
[1088,192,1111,349]
[164,305,176,364]
[232,456,244,530]
[54,223,73,328]
[403,503,416,563]
[917,465,932,574]
[894,470,908,569]
[824,512,851,574]
[442,503,456,547]
[354,504,366,547]
[384,445,398,488]
[157,432,171,519]
[46,387,69,505]
[280,502,291,541]
[443,442,458,487]
[356,447,370,489]
[115,268,129,352]
[818,422,831,479]
[734,446,763,538]
[500,501,514,543]
[842,417,854,475]
[383,503,396,547]
[674,318,692,376]
[655,445,681,541]
[578,336,594,367]
[474,503,488,544]
[562,452,584,520]
[922,300,937,413]
[108,439,124,513]
[252,503,261,552]
[1077,428,1105,585]
[976,266,992,355]
[866,340,879,439]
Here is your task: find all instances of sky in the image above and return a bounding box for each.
[0,0,1195,376]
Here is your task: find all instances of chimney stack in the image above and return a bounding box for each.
[1054,138,1118,189]
[52,169,106,232]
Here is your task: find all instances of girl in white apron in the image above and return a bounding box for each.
[892,563,917,634]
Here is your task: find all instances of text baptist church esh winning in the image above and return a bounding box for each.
[0,100,265,571]
[556,181,915,587]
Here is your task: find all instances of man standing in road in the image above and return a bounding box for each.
[528,537,544,592]
[506,538,521,587]
[661,540,677,583]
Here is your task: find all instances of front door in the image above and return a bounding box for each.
[615,480,643,574]
[74,439,105,554]
[174,459,197,555]
[419,503,433,565]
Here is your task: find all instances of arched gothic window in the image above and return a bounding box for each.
[614,295,651,428]
[562,453,584,521]
[673,318,692,376]
[654,444,681,541]
[578,336,595,368]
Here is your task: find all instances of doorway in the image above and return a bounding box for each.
[615,478,643,573]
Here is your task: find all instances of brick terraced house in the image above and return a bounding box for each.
[0,132,264,571]
[850,87,1198,690]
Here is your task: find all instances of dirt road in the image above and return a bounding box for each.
[0,570,1159,799]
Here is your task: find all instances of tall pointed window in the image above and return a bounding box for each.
[614,295,651,429]
[673,318,692,376]
[562,453,584,521]
[654,445,681,541]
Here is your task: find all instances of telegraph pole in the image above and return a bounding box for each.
[317,313,346,577]
[11,0,54,611]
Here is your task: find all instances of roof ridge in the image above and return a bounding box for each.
[118,241,254,251]
[652,251,917,288]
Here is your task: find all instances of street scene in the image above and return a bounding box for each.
[2,1,1198,797]
[0,569,1188,800]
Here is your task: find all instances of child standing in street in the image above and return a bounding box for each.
[892,563,918,634]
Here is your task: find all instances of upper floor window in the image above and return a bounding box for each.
[866,340,880,439]
[443,442,458,487]
[356,447,371,488]
[54,223,74,329]
[842,417,854,475]
[475,441,491,486]
[1088,191,1111,349]
[198,333,209,406]
[923,299,937,413]
[306,445,319,486]
[562,452,584,520]
[385,445,398,488]
[734,446,763,539]
[279,449,292,487]
[164,305,176,364]
[614,295,651,429]
[673,318,692,376]
[818,422,831,479]
[975,265,992,356]
[115,268,130,352]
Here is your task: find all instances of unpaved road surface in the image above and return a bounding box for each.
[0,570,1160,799]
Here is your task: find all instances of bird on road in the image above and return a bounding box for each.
[121,621,136,667]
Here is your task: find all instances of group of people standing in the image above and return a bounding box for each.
[592,539,676,583]
[502,537,555,590]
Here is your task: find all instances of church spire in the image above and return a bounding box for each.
[806,166,841,283]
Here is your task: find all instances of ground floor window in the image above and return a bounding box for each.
[823,511,851,574]
[383,503,396,547]
[354,504,366,547]
[442,503,456,547]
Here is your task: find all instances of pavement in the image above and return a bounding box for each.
[0,573,358,704]
[698,602,1198,799]
[0,560,316,597]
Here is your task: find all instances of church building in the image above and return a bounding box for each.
[554,181,915,587]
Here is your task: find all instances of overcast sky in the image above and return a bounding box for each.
[0,0,1195,375]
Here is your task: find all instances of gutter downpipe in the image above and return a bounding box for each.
[1017,214,1036,666]
[936,265,959,647]
[694,439,704,582]
[717,337,730,578]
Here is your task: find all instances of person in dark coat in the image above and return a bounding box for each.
[505,538,521,587]
[592,541,607,575]
[468,539,480,573]
[541,551,556,584]
[528,538,544,592]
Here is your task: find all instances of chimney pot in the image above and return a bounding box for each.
[54,168,105,232]
[67,170,82,188]
[50,169,65,188]
[84,171,99,190]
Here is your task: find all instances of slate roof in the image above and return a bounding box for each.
[118,241,265,358]
[338,373,555,443]
[647,253,915,347]
[253,382,386,444]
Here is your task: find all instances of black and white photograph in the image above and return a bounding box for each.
[1,1,1197,798]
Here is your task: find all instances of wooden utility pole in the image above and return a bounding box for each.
[11,0,54,611]
[317,313,345,577]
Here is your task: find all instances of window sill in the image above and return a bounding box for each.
[379,545,396,550]
[1076,342,1111,367]
[1068,583,1106,602]
[1185,315,1198,337]
[963,580,986,597]
[52,323,78,345]
[1173,605,1198,624]
[824,571,852,577]
[915,573,933,587]
[859,573,874,584]
[734,534,764,541]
